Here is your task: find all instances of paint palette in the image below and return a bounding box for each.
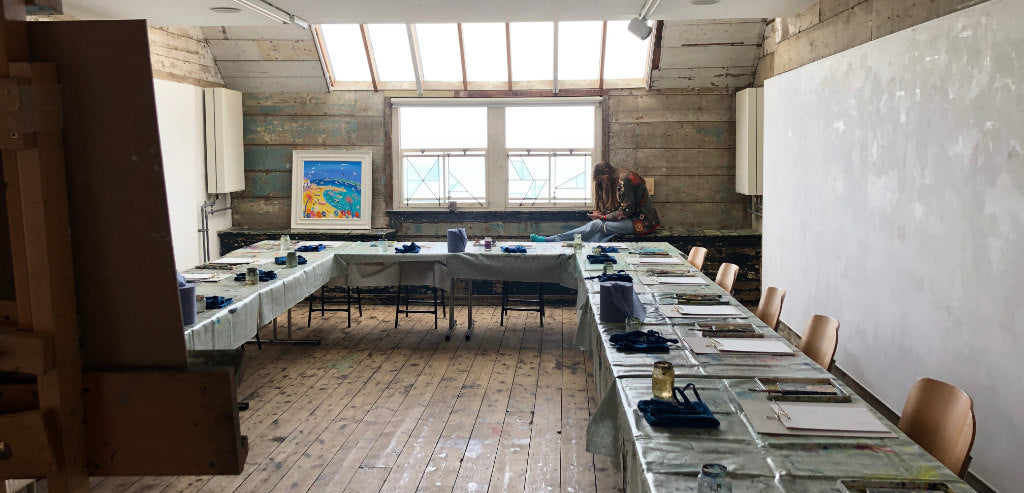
[754,377,852,403]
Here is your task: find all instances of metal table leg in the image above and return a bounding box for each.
[464,280,473,340]
[253,308,321,346]
[444,277,457,340]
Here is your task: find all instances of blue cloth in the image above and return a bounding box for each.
[608,329,677,353]
[205,296,233,309]
[234,270,278,282]
[395,242,421,254]
[587,253,616,264]
[501,245,527,253]
[637,384,720,428]
[597,272,632,283]
[274,255,307,265]
[295,244,325,252]
[597,245,620,253]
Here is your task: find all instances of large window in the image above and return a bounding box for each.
[317,21,652,92]
[394,99,600,209]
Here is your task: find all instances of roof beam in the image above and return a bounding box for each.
[457,23,468,91]
[359,24,379,91]
[406,23,424,95]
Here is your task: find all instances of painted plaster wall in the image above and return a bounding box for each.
[153,78,231,268]
[763,1,1022,489]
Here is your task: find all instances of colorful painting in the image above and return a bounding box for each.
[291,150,372,229]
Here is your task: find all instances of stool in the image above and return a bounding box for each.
[395,285,445,331]
[500,281,545,327]
[307,286,362,328]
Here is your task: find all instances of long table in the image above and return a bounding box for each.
[182,240,973,493]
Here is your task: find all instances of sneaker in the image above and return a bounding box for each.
[530,234,546,242]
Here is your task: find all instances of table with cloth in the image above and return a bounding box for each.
[180,240,973,493]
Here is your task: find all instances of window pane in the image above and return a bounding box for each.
[416,23,462,82]
[400,107,487,149]
[404,155,442,203]
[461,23,507,82]
[448,155,486,204]
[508,155,550,203]
[506,106,595,149]
[367,24,414,82]
[319,24,371,82]
[557,21,602,81]
[604,20,651,80]
[552,154,591,201]
[509,22,553,81]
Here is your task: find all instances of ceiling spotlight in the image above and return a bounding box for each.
[210,6,242,13]
[628,0,660,40]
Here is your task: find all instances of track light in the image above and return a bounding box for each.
[230,0,309,28]
[628,0,660,40]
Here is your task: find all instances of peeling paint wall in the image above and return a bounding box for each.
[763,1,1022,489]
[756,0,991,84]
[148,26,224,88]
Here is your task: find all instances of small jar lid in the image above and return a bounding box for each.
[700,463,728,477]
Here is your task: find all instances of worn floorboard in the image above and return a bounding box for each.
[87,303,620,493]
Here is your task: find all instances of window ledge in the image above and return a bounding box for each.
[386,209,589,227]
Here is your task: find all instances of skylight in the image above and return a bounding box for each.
[316,21,652,92]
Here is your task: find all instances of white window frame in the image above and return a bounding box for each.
[391,97,603,211]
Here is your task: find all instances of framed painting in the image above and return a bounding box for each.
[290,150,372,229]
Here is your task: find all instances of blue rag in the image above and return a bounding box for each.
[597,272,632,282]
[234,270,278,282]
[274,255,307,265]
[395,242,421,254]
[501,245,527,253]
[205,296,233,309]
[637,384,720,428]
[608,329,678,353]
[587,253,616,264]
[597,245,620,253]
[295,244,325,252]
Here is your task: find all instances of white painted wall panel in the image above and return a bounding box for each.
[763,1,1022,490]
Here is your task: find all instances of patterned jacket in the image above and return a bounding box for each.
[602,172,661,235]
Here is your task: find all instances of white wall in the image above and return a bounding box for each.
[153,78,231,268]
[762,1,1022,490]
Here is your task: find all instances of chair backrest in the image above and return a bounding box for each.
[755,287,786,330]
[714,263,739,293]
[899,378,976,477]
[687,247,707,271]
[798,314,839,370]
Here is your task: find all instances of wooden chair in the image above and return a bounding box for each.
[798,314,839,370]
[687,247,707,271]
[755,287,786,330]
[899,378,976,477]
[500,281,545,327]
[714,263,739,293]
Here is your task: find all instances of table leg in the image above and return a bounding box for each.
[444,277,457,341]
[464,280,473,340]
[255,309,321,346]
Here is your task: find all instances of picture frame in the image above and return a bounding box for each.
[290,149,372,229]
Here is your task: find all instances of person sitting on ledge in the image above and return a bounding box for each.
[531,161,660,243]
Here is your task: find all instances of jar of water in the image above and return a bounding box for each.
[697,463,732,493]
[651,361,674,400]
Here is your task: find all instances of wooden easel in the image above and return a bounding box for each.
[0,3,247,491]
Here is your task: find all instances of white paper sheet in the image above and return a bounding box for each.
[183,273,215,281]
[208,257,259,265]
[675,305,743,316]
[655,276,705,284]
[658,305,743,319]
[714,339,794,354]
[778,403,891,433]
[627,257,685,265]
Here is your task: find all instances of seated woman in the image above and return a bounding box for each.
[531,162,660,243]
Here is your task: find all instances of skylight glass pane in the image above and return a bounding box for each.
[400,107,487,149]
[557,21,602,81]
[461,23,507,81]
[509,22,553,81]
[604,20,651,80]
[506,106,595,149]
[367,24,414,82]
[415,23,463,82]
[319,24,371,82]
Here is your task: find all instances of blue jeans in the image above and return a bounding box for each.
[545,219,636,243]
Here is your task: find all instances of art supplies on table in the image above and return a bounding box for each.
[693,323,762,338]
[627,256,685,265]
[675,294,729,304]
[635,247,667,255]
[608,329,677,353]
[636,383,720,428]
[183,272,234,282]
[752,377,851,402]
[837,479,961,493]
[234,269,278,282]
[296,240,346,248]
[661,304,743,317]
[638,275,706,285]
[208,257,260,265]
[682,336,794,355]
[739,398,897,438]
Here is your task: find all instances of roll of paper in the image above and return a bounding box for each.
[447,227,468,253]
[179,282,197,326]
[599,280,646,323]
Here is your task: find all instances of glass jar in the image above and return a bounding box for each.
[652,361,674,400]
[603,261,615,274]
[697,463,732,493]
[246,267,259,285]
[573,233,583,251]
[625,316,642,331]
[279,234,290,251]
[286,251,299,268]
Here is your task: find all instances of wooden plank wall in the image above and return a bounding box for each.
[652,19,765,89]
[148,26,224,88]
[756,0,991,83]
[607,88,749,231]
[235,91,388,228]
[201,26,327,93]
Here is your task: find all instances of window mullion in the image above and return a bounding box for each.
[486,106,505,210]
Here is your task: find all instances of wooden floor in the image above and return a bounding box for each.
[90,304,622,493]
